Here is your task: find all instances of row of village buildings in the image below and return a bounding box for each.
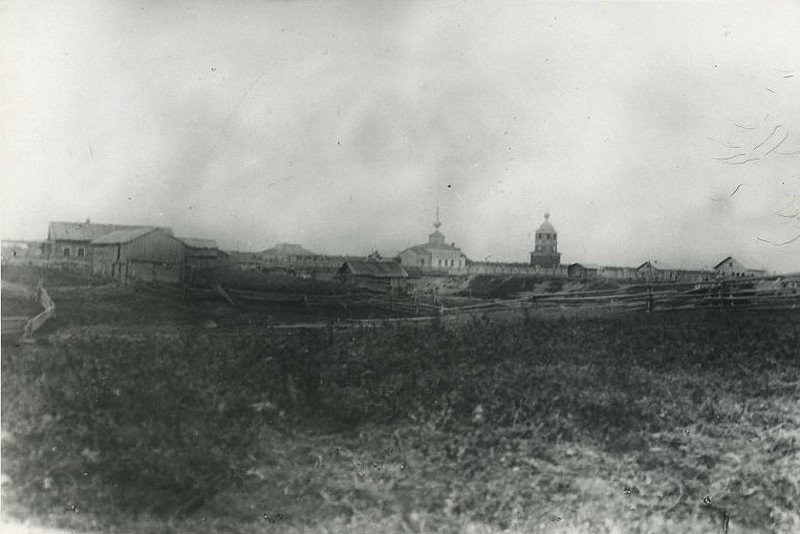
[1,214,770,288]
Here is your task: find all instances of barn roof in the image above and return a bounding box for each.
[178,237,217,249]
[713,256,734,270]
[48,221,173,242]
[339,260,408,278]
[713,255,767,272]
[91,227,163,245]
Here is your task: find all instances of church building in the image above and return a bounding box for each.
[398,208,466,273]
[530,212,561,268]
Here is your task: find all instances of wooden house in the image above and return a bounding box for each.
[337,260,409,293]
[228,251,263,270]
[260,243,317,263]
[43,220,172,261]
[713,256,767,278]
[91,227,185,284]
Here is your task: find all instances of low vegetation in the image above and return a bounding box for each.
[3,287,799,533]
[1,263,110,288]
[192,267,349,295]
[1,295,43,318]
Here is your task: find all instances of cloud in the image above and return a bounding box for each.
[2,0,799,271]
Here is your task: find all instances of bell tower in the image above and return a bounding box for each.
[530,211,561,268]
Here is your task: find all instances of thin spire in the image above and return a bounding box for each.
[434,204,441,229]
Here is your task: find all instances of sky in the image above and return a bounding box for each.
[2,0,799,272]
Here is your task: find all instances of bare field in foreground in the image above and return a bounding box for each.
[2,275,799,533]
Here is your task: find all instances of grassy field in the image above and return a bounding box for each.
[1,263,111,289]
[1,296,43,318]
[193,267,352,295]
[2,272,799,533]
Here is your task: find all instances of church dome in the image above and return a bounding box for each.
[538,212,555,232]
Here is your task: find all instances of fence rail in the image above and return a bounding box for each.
[440,275,800,315]
[176,274,800,317]
[63,274,797,335]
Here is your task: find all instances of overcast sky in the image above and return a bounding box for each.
[2,0,799,272]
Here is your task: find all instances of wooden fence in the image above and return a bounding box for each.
[439,274,800,316]
[124,273,800,334]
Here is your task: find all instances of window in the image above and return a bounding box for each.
[63,247,70,257]
[421,259,425,266]
[77,247,85,258]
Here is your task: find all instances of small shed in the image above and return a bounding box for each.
[91,227,185,283]
[337,260,409,293]
[178,237,224,269]
[567,263,599,279]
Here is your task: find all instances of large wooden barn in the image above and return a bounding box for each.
[43,220,173,261]
[635,261,712,283]
[713,256,767,278]
[91,227,186,284]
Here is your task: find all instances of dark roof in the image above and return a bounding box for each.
[636,260,677,271]
[177,237,217,249]
[261,243,316,256]
[568,263,599,270]
[48,221,172,242]
[713,256,734,269]
[339,260,408,278]
[91,227,166,245]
